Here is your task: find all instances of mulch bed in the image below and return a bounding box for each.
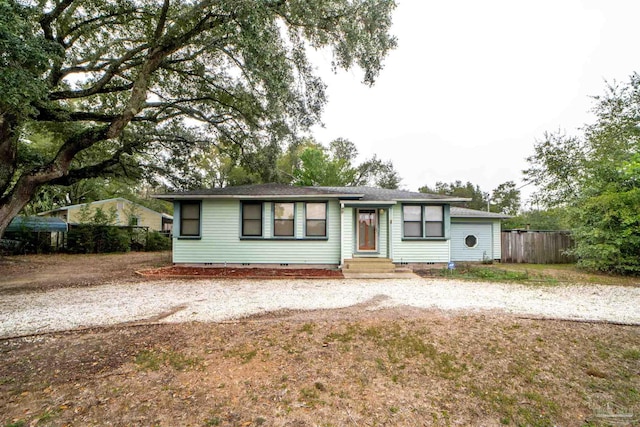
[138,266,344,279]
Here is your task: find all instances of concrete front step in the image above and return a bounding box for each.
[342,270,418,279]
[342,258,417,277]
[343,258,395,273]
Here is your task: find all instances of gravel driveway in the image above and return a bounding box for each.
[1,278,639,339]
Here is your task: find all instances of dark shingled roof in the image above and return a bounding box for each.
[318,186,467,201]
[157,183,470,202]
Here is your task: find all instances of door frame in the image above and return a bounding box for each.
[356,208,378,253]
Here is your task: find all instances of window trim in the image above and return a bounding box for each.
[402,204,446,240]
[424,205,444,238]
[178,201,201,238]
[402,204,423,238]
[241,201,263,237]
[272,201,295,238]
[304,201,328,238]
[465,234,478,248]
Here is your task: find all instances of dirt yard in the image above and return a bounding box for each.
[0,252,172,293]
[1,253,639,426]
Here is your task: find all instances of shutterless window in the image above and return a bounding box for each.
[424,206,444,237]
[242,202,262,236]
[305,202,327,237]
[180,202,200,236]
[273,202,295,236]
[403,205,422,237]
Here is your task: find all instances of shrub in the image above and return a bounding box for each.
[145,231,172,251]
[67,225,130,254]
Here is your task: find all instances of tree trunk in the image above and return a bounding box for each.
[0,190,33,238]
[0,112,19,196]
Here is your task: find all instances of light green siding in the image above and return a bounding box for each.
[341,207,354,263]
[390,204,450,263]
[451,218,502,259]
[173,199,341,265]
[378,209,388,257]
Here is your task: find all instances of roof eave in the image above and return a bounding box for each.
[395,197,472,203]
[154,193,365,201]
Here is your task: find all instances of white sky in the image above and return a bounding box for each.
[310,0,638,206]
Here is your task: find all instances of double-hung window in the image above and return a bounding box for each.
[273,202,295,237]
[424,206,444,237]
[403,205,444,238]
[402,205,422,237]
[305,202,327,237]
[242,202,263,237]
[180,201,201,237]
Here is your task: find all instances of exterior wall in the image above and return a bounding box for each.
[173,199,341,265]
[390,204,451,263]
[341,207,354,263]
[378,209,388,257]
[451,218,502,260]
[65,199,164,230]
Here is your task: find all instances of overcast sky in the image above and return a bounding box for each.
[310,0,638,206]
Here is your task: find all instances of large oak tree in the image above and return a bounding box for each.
[0,0,396,236]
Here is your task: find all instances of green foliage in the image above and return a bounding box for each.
[569,188,640,274]
[502,208,570,231]
[135,349,202,371]
[67,225,130,254]
[525,74,640,275]
[442,265,530,282]
[419,180,487,210]
[0,0,397,236]
[419,180,520,214]
[491,181,521,216]
[291,138,401,188]
[0,0,59,117]
[145,231,172,252]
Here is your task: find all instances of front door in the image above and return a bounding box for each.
[357,209,377,252]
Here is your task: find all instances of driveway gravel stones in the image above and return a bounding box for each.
[2,278,639,339]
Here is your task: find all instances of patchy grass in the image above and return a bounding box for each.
[135,348,203,371]
[1,313,638,426]
[439,265,531,282]
[430,263,640,286]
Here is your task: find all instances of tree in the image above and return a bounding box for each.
[419,180,521,214]
[419,181,488,211]
[525,74,640,274]
[291,138,401,188]
[0,0,397,236]
[491,181,521,216]
[501,208,570,231]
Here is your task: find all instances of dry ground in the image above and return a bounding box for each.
[0,254,639,426]
[0,252,172,293]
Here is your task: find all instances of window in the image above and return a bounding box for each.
[424,205,444,237]
[465,235,478,248]
[273,202,294,236]
[403,205,444,238]
[242,202,262,236]
[180,201,200,236]
[305,202,327,237]
[403,205,422,237]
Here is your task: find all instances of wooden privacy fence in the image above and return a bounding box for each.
[501,231,575,264]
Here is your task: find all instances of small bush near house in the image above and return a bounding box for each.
[67,225,130,254]
[145,231,172,251]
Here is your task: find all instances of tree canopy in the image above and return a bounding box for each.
[0,0,397,236]
[525,74,640,274]
[289,138,401,188]
[419,180,521,215]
